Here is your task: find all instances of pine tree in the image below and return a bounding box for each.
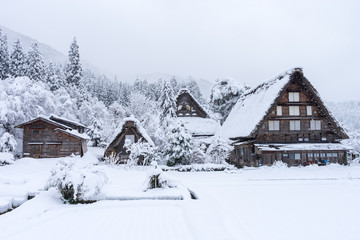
[9,39,27,77]
[65,38,82,87]
[163,122,192,166]
[26,43,45,81]
[45,62,65,91]
[0,30,10,79]
[159,80,176,126]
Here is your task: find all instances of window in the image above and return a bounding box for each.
[304,138,309,142]
[125,135,135,144]
[321,137,327,141]
[326,153,332,157]
[289,106,300,116]
[283,154,288,157]
[298,138,303,141]
[289,153,301,160]
[289,92,300,102]
[332,153,338,157]
[307,106,312,116]
[277,106,282,116]
[310,120,321,130]
[290,120,301,130]
[307,153,313,158]
[269,120,280,131]
[320,153,326,157]
[314,153,320,158]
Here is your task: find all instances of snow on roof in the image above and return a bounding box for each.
[221,69,293,139]
[109,117,154,146]
[55,128,90,140]
[50,115,86,128]
[176,117,219,137]
[15,115,71,130]
[255,143,352,152]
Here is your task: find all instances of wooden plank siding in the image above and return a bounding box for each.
[21,119,86,158]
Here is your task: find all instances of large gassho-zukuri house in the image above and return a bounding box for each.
[175,89,219,142]
[15,115,90,158]
[104,117,154,164]
[221,68,350,167]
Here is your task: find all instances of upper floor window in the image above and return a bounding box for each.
[268,120,280,131]
[125,135,135,144]
[310,120,321,130]
[288,92,299,102]
[276,106,282,116]
[306,106,312,116]
[289,106,300,116]
[290,120,301,130]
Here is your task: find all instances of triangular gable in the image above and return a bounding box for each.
[14,116,71,130]
[176,89,208,118]
[222,68,348,140]
[106,117,154,151]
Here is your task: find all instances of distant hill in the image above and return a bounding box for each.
[0,25,96,71]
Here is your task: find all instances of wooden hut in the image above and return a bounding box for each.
[104,117,154,164]
[221,68,350,167]
[15,115,89,158]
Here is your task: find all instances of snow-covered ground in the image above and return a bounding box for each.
[1,148,360,240]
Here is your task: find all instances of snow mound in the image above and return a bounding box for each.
[0,152,15,165]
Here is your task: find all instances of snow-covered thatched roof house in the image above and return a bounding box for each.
[221,68,350,167]
[15,115,90,158]
[175,89,219,139]
[104,117,154,164]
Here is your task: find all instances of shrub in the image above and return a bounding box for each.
[45,159,108,203]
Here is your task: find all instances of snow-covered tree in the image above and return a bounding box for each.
[189,141,208,164]
[0,30,10,79]
[45,62,65,91]
[159,81,176,126]
[209,78,245,123]
[65,38,82,87]
[124,139,154,167]
[0,132,17,153]
[9,39,27,77]
[206,137,233,164]
[26,43,45,81]
[163,122,193,166]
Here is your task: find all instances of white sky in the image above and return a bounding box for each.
[1,0,359,101]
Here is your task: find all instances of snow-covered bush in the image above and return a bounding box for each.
[0,132,17,152]
[0,152,15,165]
[144,161,176,190]
[45,159,108,203]
[206,137,233,164]
[271,160,288,168]
[189,141,208,164]
[124,138,155,167]
[163,122,193,166]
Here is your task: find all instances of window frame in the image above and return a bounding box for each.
[289,92,300,102]
[276,106,282,116]
[268,120,280,131]
[289,106,300,116]
[306,106,312,116]
[290,120,301,131]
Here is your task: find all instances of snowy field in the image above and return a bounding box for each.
[0,148,360,240]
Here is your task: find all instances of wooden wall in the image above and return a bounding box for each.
[22,120,85,158]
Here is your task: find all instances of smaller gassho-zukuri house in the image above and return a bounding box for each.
[104,117,154,164]
[15,115,90,158]
[176,89,219,142]
[221,68,350,167]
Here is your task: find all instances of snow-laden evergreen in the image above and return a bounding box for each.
[163,122,193,166]
[26,43,45,81]
[0,30,10,80]
[9,39,27,78]
[159,81,177,126]
[65,38,82,87]
[206,137,233,164]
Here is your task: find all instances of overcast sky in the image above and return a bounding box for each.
[1,0,359,101]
